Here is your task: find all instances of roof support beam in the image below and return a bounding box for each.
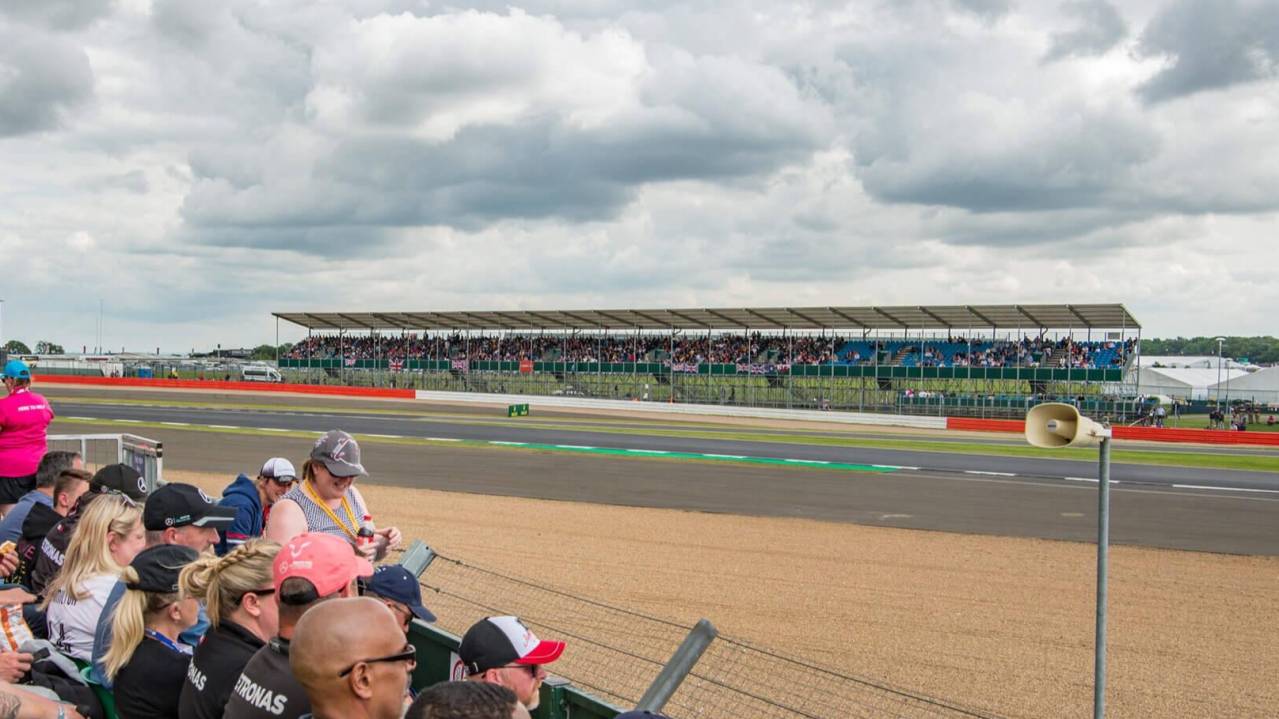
[873,307,906,328]
[826,307,865,329]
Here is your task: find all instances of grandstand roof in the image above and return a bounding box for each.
[273,304,1139,332]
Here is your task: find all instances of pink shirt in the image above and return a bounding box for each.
[0,388,54,477]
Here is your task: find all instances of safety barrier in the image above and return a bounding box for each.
[403,542,1001,719]
[39,374,415,399]
[947,417,1279,446]
[47,433,164,492]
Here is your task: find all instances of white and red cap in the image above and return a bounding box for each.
[459,616,566,674]
[259,457,297,481]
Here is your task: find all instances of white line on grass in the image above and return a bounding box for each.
[965,470,1016,477]
[628,449,668,454]
[425,437,462,442]
[784,459,830,465]
[1172,484,1279,494]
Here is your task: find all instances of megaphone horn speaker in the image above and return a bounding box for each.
[1025,403,1109,448]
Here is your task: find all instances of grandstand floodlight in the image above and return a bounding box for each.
[1025,403,1112,719]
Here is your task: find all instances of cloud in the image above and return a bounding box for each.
[1043,0,1127,62]
[1136,0,1279,103]
[1,0,113,30]
[0,25,94,136]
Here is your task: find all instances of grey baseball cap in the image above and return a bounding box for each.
[311,430,367,478]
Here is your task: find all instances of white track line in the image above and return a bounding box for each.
[628,449,668,454]
[258,428,289,432]
[488,441,526,446]
[208,425,237,429]
[785,459,830,465]
[704,454,746,459]
[425,437,461,442]
[116,419,140,423]
[873,464,920,470]
[1063,477,1119,484]
[364,434,403,439]
[965,470,1016,477]
[161,422,189,426]
[1172,484,1279,494]
[555,445,595,450]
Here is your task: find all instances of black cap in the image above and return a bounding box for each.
[91,464,149,501]
[143,483,237,531]
[126,544,199,593]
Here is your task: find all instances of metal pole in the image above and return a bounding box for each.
[636,618,718,713]
[1094,435,1111,719]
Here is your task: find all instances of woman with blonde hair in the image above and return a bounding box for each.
[43,493,146,660]
[178,538,281,719]
[104,544,200,719]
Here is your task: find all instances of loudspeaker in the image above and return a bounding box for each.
[1025,403,1110,448]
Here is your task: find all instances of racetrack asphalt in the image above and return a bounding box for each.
[42,386,1279,555]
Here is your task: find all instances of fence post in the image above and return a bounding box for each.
[398,540,436,578]
[635,619,718,713]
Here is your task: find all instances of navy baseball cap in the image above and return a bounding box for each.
[363,565,435,622]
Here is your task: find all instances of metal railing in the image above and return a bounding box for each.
[408,543,1003,719]
[47,433,164,493]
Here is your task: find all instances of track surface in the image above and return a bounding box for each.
[43,387,1279,555]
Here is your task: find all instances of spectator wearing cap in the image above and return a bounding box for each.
[0,451,82,545]
[103,544,201,719]
[178,539,282,719]
[29,463,150,597]
[361,565,435,634]
[460,616,565,712]
[90,483,236,687]
[0,359,55,514]
[41,494,145,660]
[217,458,298,557]
[266,430,401,562]
[223,533,372,719]
[406,682,531,719]
[290,597,416,719]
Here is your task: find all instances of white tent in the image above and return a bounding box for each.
[1124,366,1249,400]
[1206,366,1279,405]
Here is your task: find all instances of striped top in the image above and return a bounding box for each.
[280,482,368,545]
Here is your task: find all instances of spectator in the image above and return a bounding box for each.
[406,682,530,719]
[9,469,90,591]
[290,597,415,719]
[104,544,201,719]
[223,533,372,719]
[266,431,401,561]
[41,494,145,660]
[0,360,55,514]
[178,539,281,719]
[460,616,565,712]
[218,458,297,556]
[29,464,150,597]
[0,452,82,544]
[90,483,236,687]
[0,682,85,719]
[361,565,435,633]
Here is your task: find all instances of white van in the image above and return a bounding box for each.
[241,365,283,383]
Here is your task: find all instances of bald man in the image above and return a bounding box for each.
[290,597,416,719]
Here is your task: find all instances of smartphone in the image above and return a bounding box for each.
[30,646,50,661]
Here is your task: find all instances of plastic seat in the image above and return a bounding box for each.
[78,665,119,719]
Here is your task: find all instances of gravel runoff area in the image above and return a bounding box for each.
[170,469,1277,719]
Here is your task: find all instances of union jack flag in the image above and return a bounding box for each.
[344,357,356,367]
[389,359,404,372]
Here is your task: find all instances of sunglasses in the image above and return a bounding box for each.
[93,487,139,508]
[503,663,542,678]
[339,643,417,677]
[264,476,296,487]
[238,587,276,606]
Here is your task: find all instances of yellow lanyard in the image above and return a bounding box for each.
[302,479,360,540]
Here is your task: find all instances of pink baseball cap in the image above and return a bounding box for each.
[273,532,373,596]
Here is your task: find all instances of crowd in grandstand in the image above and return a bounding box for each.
[286,333,1137,370]
[0,359,682,719]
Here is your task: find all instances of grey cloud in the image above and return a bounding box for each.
[951,0,1013,20]
[1137,0,1279,103]
[78,170,149,194]
[1043,0,1127,62]
[1,0,112,30]
[0,29,93,136]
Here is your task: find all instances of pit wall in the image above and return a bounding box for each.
[39,375,1279,446]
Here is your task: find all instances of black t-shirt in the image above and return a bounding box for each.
[30,493,99,596]
[223,637,311,719]
[179,621,266,719]
[12,502,61,590]
[114,636,191,719]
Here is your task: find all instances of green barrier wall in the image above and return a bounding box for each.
[408,620,622,719]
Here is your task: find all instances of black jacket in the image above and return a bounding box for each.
[223,637,310,719]
[179,621,266,719]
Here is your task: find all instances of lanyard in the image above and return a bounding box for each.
[145,629,193,656]
[302,479,360,540]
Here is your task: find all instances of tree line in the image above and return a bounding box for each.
[1140,336,1279,365]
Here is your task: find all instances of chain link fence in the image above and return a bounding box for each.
[417,551,1002,719]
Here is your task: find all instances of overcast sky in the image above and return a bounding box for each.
[2,0,1277,353]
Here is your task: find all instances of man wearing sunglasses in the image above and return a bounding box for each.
[291,597,415,719]
[459,616,566,712]
[217,458,297,557]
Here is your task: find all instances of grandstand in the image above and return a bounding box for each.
[272,304,1142,419]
